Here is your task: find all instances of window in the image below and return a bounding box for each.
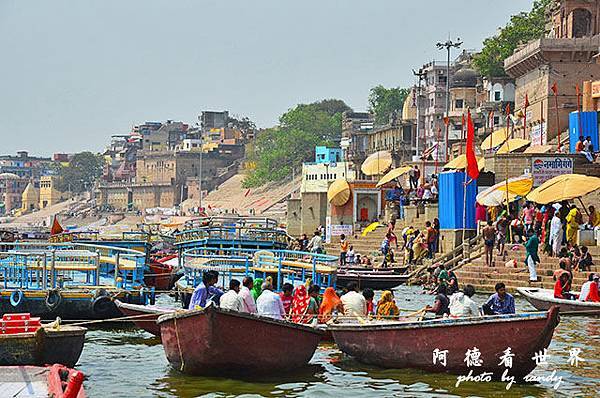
[494,91,502,101]
[455,99,464,109]
[493,116,500,126]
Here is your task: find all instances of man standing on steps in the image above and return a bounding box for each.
[525,229,540,283]
[482,220,496,267]
[339,234,349,267]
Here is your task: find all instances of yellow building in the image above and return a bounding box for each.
[20,182,39,213]
[39,176,69,209]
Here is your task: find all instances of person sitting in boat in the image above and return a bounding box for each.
[290,285,315,323]
[554,272,576,300]
[449,285,480,317]
[256,281,285,320]
[362,288,375,317]
[220,279,243,312]
[251,278,263,301]
[376,290,400,320]
[579,273,600,302]
[319,287,344,323]
[188,270,223,310]
[482,283,515,315]
[239,276,257,314]
[340,282,367,318]
[279,283,294,315]
[426,284,450,317]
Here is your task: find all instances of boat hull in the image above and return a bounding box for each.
[0,365,86,398]
[0,326,86,367]
[158,306,324,376]
[336,273,409,290]
[0,289,146,320]
[115,300,172,336]
[330,307,560,380]
[517,288,600,315]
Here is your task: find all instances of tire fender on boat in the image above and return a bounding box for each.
[9,289,24,307]
[92,295,113,317]
[45,289,62,311]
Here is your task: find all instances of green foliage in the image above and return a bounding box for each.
[472,0,552,77]
[243,99,351,188]
[52,152,103,193]
[368,85,410,125]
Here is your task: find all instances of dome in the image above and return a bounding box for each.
[402,93,417,121]
[22,182,39,201]
[450,67,478,89]
[0,173,20,180]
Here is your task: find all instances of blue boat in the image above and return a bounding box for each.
[0,241,155,320]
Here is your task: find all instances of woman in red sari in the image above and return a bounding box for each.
[290,285,311,323]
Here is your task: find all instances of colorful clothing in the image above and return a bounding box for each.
[279,292,293,314]
[565,208,580,245]
[239,286,257,313]
[251,278,263,300]
[375,291,399,320]
[319,287,342,323]
[290,285,311,323]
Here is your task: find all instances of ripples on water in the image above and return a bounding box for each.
[78,286,599,397]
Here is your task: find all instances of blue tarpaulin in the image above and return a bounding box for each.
[438,171,477,230]
[569,111,599,153]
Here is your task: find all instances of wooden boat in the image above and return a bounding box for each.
[145,254,179,291]
[158,305,324,376]
[329,306,560,380]
[336,270,409,290]
[0,321,86,367]
[114,300,173,336]
[517,287,600,315]
[0,364,86,398]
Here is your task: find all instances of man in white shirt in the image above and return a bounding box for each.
[449,285,480,317]
[307,231,324,254]
[340,282,367,317]
[220,279,243,312]
[238,276,257,314]
[256,282,285,320]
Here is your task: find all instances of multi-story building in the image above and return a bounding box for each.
[39,175,69,209]
[0,173,28,214]
[0,151,52,179]
[505,0,600,144]
[342,111,375,170]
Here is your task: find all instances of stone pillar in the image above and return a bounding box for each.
[583,80,593,112]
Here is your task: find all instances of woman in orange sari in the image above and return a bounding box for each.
[376,290,400,320]
[319,287,343,323]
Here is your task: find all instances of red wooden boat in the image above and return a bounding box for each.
[157,305,324,376]
[145,255,178,291]
[336,270,409,290]
[114,300,173,336]
[0,364,85,397]
[329,306,560,380]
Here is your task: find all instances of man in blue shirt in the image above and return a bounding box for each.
[188,270,223,310]
[482,282,515,315]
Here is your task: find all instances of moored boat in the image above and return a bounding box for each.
[0,314,86,367]
[157,305,324,376]
[115,300,173,336]
[329,306,560,380]
[336,270,409,290]
[517,287,600,315]
[0,364,86,398]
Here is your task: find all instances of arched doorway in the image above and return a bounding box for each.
[571,8,592,38]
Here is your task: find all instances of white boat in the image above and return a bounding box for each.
[517,287,600,315]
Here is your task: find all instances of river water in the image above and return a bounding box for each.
[78,285,599,397]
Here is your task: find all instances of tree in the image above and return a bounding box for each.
[243,99,351,187]
[368,85,410,125]
[472,0,552,77]
[52,152,104,193]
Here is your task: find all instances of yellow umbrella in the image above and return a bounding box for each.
[480,128,509,151]
[327,179,351,207]
[376,166,412,187]
[476,175,533,207]
[527,174,600,204]
[361,150,392,176]
[361,222,382,237]
[443,154,485,171]
[496,138,530,154]
[524,145,553,154]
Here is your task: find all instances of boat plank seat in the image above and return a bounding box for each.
[185,266,248,274]
[251,267,295,274]
[281,260,336,274]
[100,256,139,270]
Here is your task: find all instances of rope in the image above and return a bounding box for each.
[174,315,185,372]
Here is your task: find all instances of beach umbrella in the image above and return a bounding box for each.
[376,166,412,187]
[480,128,509,151]
[527,174,600,204]
[361,150,392,176]
[443,154,485,171]
[495,138,531,155]
[524,145,553,154]
[476,175,533,207]
[361,222,382,237]
[327,179,351,207]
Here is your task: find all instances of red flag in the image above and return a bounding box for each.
[244,189,251,197]
[524,93,530,109]
[551,82,558,96]
[489,110,495,128]
[466,111,479,180]
[443,116,449,126]
[505,103,511,115]
[50,216,63,236]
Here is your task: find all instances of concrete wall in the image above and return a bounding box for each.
[300,192,328,235]
[286,198,302,237]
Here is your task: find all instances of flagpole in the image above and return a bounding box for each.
[577,84,584,140]
[505,104,512,244]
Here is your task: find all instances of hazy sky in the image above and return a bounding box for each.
[0,0,532,155]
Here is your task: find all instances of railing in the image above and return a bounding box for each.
[0,241,147,290]
[48,231,150,243]
[174,226,289,247]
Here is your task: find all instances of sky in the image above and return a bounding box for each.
[0,0,532,156]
